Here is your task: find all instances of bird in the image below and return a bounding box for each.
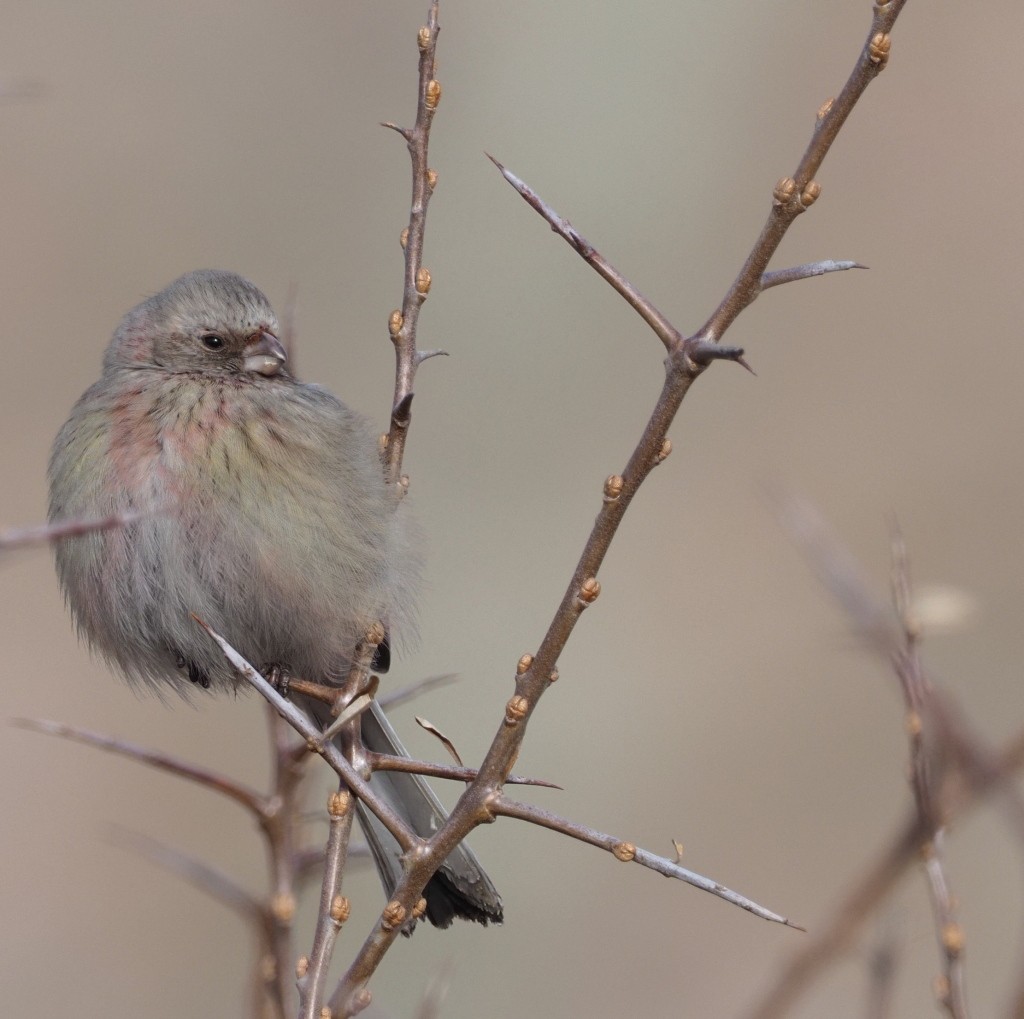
[48,268,502,929]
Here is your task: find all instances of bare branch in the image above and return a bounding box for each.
[193,618,417,851]
[367,751,561,790]
[487,153,680,352]
[1,510,145,551]
[299,790,355,1019]
[760,260,866,291]
[376,672,459,711]
[697,1,906,343]
[15,717,267,819]
[382,0,444,487]
[112,825,262,921]
[493,796,801,928]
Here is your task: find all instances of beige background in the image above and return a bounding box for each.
[2,2,1023,1016]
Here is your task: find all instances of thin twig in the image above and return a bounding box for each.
[195,618,417,851]
[760,260,867,291]
[112,825,262,921]
[15,717,267,818]
[299,790,355,1019]
[487,153,680,351]
[382,0,443,488]
[377,672,459,711]
[0,510,145,551]
[696,0,906,343]
[493,796,802,928]
[744,729,1024,1018]
[367,751,561,789]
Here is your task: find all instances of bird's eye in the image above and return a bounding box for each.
[200,333,225,350]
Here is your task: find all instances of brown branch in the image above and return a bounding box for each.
[744,729,1024,1019]
[195,619,417,852]
[697,0,906,344]
[382,0,443,488]
[15,717,267,819]
[299,790,355,1019]
[367,750,561,789]
[326,4,911,1012]
[112,825,262,921]
[487,153,680,351]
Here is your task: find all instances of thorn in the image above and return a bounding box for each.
[381,121,412,140]
[392,392,414,426]
[415,348,449,365]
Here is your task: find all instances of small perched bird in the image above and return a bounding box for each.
[48,269,502,929]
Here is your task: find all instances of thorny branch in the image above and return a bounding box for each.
[381,0,443,490]
[305,3,911,1014]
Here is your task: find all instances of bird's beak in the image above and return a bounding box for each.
[243,330,287,376]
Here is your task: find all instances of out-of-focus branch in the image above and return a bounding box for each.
[744,729,1024,1019]
[1,510,145,551]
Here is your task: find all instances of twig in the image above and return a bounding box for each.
[367,751,561,789]
[15,717,267,818]
[112,825,262,921]
[325,3,910,1012]
[494,797,802,928]
[487,153,680,351]
[382,0,443,488]
[760,260,867,291]
[697,0,906,344]
[377,672,459,711]
[743,729,1024,1018]
[194,618,416,850]
[299,789,355,1019]
[890,528,968,1018]
[0,510,145,551]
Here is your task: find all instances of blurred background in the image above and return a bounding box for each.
[2,2,1023,1016]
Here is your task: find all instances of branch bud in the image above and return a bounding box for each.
[816,97,834,122]
[296,956,309,978]
[412,897,428,919]
[350,990,372,1015]
[504,694,529,725]
[517,653,534,675]
[328,790,351,817]
[773,177,797,207]
[868,33,891,67]
[603,474,624,502]
[577,577,601,606]
[415,267,432,295]
[654,438,672,465]
[941,922,965,956]
[417,26,431,51]
[271,892,296,923]
[425,79,442,110]
[400,227,409,249]
[800,181,821,208]
[330,895,351,925]
[320,1007,334,1019]
[548,667,559,683]
[388,309,403,337]
[381,900,407,930]
[426,168,438,191]
[612,841,637,862]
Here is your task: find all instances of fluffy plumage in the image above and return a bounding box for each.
[49,270,501,928]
